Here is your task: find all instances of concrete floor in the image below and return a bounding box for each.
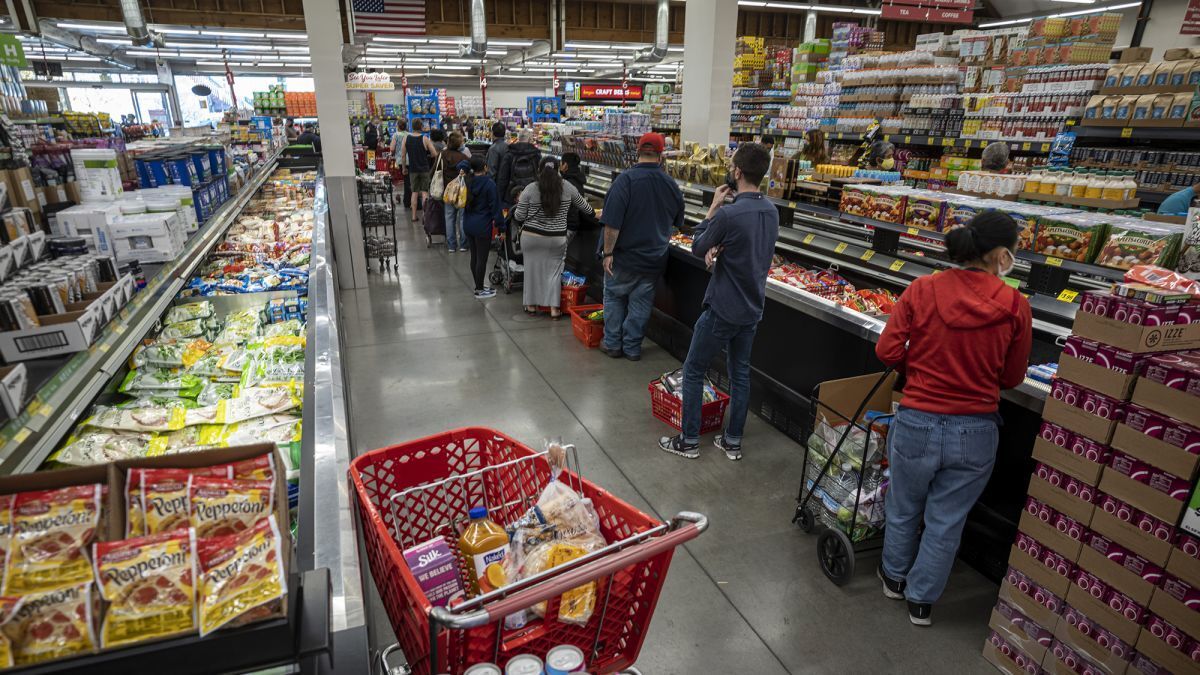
[343,213,1000,674]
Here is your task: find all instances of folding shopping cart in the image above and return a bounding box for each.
[358,172,398,272]
[792,370,896,586]
[350,428,707,675]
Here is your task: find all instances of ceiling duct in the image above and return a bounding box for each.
[118,0,152,45]
[634,0,669,63]
[36,20,138,69]
[459,0,488,58]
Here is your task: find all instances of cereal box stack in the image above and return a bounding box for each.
[984,277,1200,674]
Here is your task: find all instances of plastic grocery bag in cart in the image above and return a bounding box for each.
[349,428,707,675]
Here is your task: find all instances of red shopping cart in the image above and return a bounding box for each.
[350,428,707,675]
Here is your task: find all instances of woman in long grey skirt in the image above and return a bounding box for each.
[513,157,595,319]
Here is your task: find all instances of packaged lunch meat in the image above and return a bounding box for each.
[197,515,287,636]
[93,529,197,648]
[141,469,192,535]
[0,496,13,587]
[0,595,21,668]
[222,454,276,482]
[126,470,144,538]
[2,583,95,666]
[188,477,273,538]
[5,485,102,595]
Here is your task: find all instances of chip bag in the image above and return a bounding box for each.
[94,529,197,648]
[189,477,273,538]
[197,515,287,636]
[5,485,102,595]
[2,583,95,666]
[141,469,192,535]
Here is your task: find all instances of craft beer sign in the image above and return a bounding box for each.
[578,83,644,101]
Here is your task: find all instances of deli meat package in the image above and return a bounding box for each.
[5,485,102,595]
[197,515,286,636]
[1,583,96,666]
[94,529,197,648]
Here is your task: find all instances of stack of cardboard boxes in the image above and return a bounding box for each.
[1085,51,1200,129]
[733,37,767,88]
[985,282,1200,674]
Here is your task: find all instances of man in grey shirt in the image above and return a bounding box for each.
[485,122,509,178]
[659,143,778,461]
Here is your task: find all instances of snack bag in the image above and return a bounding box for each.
[197,515,287,636]
[2,583,95,666]
[93,529,197,648]
[5,485,102,595]
[520,541,595,626]
[142,469,192,535]
[188,477,273,538]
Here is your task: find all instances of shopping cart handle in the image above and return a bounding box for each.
[430,512,707,630]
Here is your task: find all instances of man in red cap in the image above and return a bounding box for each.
[597,132,684,361]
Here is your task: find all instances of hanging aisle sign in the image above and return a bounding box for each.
[881,2,973,23]
[577,83,643,101]
[346,72,395,90]
[0,35,25,68]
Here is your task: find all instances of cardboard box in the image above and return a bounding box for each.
[1033,436,1106,486]
[1110,423,1199,484]
[1099,468,1187,525]
[1028,474,1096,525]
[97,212,183,264]
[1057,354,1137,401]
[1065,583,1143,645]
[64,181,81,204]
[1167,544,1200,588]
[1148,585,1200,640]
[0,464,120,542]
[1090,508,1174,566]
[0,280,127,362]
[1043,397,1118,446]
[1021,509,1084,562]
[1053,620,1134,675]
[999,578,1063,635]
[990,607,1052,663]
[0,363,26,419]
[983,640,1038,675]
[1119,47,1152,63]
[1011,543,1073,598]
[1131,378,1200,428]
[1134,630,1196,675]
[1078,542,1156,606]
[1072,311,1200,354]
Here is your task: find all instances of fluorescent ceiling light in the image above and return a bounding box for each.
[266,32,306,39]
[411,48,458,54]
[434,65,471,70]
[981,0,1140,26]
[488,40,535,47]
[153,28,200,35]
[67,57,101,61]
[56,22,125,32]
[667,46,684,52]
[810,5,856,12]
[429,38,467,44]
[217,44,271,50]
[275,46,309,52]
[737,1,767,5]
[565,42,611,50]
[207,30,264,38]
[196,61,227,66]
[1052,0,1097,3]
[853,8,882,13]
[366,46,410,53]
[977,17,1033,26]
[612,45,641,51]
[126,50,169,56]
[96,38,131,45]
[373,37,427,43]
[765,2,805,7]
[162,42,218,49]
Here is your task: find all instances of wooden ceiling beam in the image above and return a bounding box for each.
[31,0,305,29]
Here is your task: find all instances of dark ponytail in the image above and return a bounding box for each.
[536,157,563,216]
[944,210,1020,264]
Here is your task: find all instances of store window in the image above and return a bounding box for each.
[64,86,136,123]
[175,74,316,128]
[135,91,170,125]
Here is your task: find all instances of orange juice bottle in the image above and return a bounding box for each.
[459,506,509,597]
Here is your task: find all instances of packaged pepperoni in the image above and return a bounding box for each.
[126,469,145,538]
[93,529,197,648]
[197,515,286,636]
[1,583,96,666]
[189,477,273,538]
[0,495,14,586]
[5,485,102,595]
[0,596,22,668]
[141,469,192,535]
[223,454,275,482]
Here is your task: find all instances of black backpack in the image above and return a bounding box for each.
[508,150,538,199]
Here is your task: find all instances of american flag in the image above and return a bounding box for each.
[352,0,426,36]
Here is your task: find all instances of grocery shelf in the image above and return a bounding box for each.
[1073,126,1200,141]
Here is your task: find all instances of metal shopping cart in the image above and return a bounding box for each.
[350,428,707,675]
[359,172,398,271]
[792,370,896,586]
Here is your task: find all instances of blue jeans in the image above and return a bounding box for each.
[602,268,656,357]
[882,407,998,604]
[444,202,465,249]
[681,309,756,444]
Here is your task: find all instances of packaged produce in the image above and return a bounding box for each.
[199,418,299,455]
[85,403,188,432]
[0,496,12,585]
[93,529,197,647]
[53,430,155,466]
[188,476,274,538]
[164,301,214,325]
[160,318,214,341]
[1095,220,1184,270]
[119,370,205,398]
[1033,213,1109,262]
[240,337,306,387]
[196,515,287,636]
[459,506,508,598]
[2,583,96,666]
[656,368,719,403]
[214,386,300,423]
[196,381,240,406]
[130,339,211,370]
[188,345,240,380]
[5,485,102,595]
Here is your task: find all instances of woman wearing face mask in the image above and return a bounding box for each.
[874,210,1032,628]
[866,140,896,170]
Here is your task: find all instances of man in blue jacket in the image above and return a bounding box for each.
[598,133,684,361]
[659,143,779,461]
[1158,183,1198,216]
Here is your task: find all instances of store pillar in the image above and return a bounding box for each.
[302,0,369,289]
[680,0,737,146]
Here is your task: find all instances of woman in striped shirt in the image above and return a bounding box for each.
[514,156,595,319]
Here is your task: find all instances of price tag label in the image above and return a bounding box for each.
[906,227,919,236]
[99,343,110,353]
[1021,142,1032,151]
[942,137,954,147]
[788,201,797,209]
[834,242,848,254]
[904,135,912,145]
[1120,127,1133,138]
[1057,289,1079,303]
[883,134,890,142]
[1044,256,1064,267]
[1066,119,1075,126]
[860,250,875,262]
[803,234,815,245]
[113,324,125,335]
[964,139,973,148]
[36,404,52,418]
[26,401,39,416]
[889,260,905,272]
[1040,143,1050,153]
[13,428,29,443]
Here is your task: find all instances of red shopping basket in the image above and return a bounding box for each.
[648,380,731,435]
[349,428,706,675]
[560,284,588,310]
[569,304,604,349]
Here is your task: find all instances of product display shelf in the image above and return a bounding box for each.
[1073,126,1200,141]
[0,148,284,475]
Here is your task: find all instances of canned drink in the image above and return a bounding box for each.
[1035,463,1052,481]
[505,654,544,675]
[1047,468,1064,488]
[1188,639,1200,662]
[1038,502,1054,524]
[1077,482,1095,503]
[1024,496,1041,518]
[545,645,585,675]
[465,664,503,675]
[1180,533,1200,558]
[990,631,1004,648]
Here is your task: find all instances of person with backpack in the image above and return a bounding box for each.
[460,156,503,300]
[439,132,471,252]
[486,122,508,179]
[400,119,437,226]
[498,129,542,206]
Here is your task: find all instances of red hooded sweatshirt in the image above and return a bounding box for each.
[876,269,1032,415]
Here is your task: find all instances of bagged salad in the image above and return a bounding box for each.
[164,301,214,325]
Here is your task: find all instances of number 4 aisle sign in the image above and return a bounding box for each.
[0,35,25,68]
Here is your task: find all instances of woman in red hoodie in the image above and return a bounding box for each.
[875,211,1032,627]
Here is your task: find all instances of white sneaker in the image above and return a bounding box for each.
[474,288,497,300]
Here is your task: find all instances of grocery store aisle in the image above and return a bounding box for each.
[341,211,999,674]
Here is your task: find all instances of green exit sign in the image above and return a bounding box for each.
[0,35,25,67]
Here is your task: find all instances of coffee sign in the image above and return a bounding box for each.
[347,72,395,90]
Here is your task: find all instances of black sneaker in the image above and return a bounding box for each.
[658,434,700,459]
[877,564,905,600]
[624,352,641,362]
[714,434,742,461]
[600,346,624,359]
[907,601,932,626]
